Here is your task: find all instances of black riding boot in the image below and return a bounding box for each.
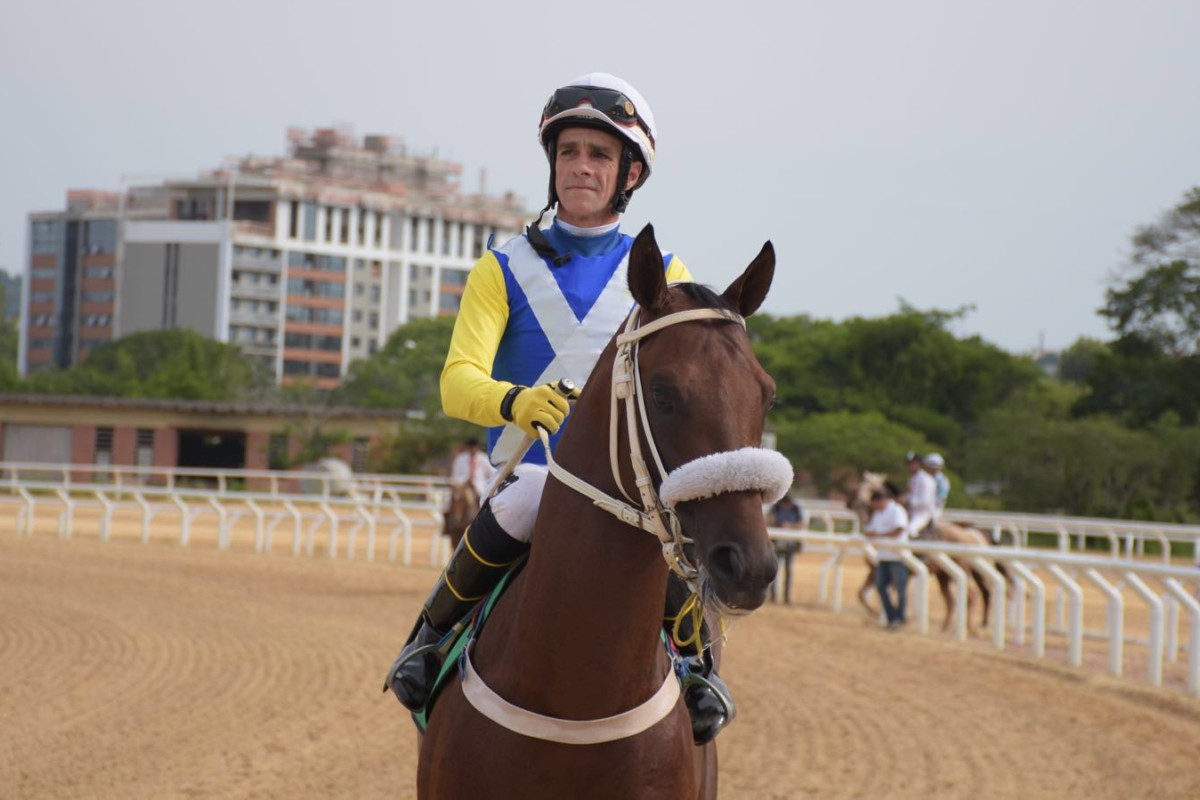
[665,574,738,744]
[384,502,527,711]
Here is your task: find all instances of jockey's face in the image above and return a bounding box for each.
[553,126,643,228]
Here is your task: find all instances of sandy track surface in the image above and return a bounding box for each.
[2,532,1199,799]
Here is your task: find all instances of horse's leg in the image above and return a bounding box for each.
[973,569,992,629]
[858,565,878,615]
[935,570,953,632]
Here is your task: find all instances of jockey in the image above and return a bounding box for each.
[904,450,938,539]
[385,73,737,743]
[924,452,950,520]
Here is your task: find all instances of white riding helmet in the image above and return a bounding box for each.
[538,73,656,214]
[924,453,945,469]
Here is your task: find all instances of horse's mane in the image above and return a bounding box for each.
[673,282,735,312]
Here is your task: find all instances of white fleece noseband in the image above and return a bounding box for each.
[660,448,793,509]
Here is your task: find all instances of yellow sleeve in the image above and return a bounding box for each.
[440,252,517,427]
[665,254,692,283]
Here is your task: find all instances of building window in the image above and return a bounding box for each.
[94,427,114,469]
[82,220,117,254]
[31,219,63,254]
[302,202,317,241]
[368,312,378,330]
[289,201,300,238]
[409,216,420,251]
[82,291,114,303]
[287,252,346,273]
[369,285,381,303]
[84,266,114,280]
[31,267,56,279]
[30,292,55,304]
[135,428,155,467]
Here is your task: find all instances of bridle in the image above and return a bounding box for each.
[527,302,793,592]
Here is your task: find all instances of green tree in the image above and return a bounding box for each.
[22,328,270,400]
[773,409,932,495]
[338,316,481,472]
[751,306,1040,451]
[966,383,1200,520]
[1077,188,1200,425]
[338,317,456,416]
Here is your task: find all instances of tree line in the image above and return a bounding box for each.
[2,188,1198,520]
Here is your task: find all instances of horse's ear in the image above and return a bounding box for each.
[721,241,774,317]
[628,223,668,311]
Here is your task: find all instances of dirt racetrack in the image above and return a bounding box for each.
[3,531,1200,799]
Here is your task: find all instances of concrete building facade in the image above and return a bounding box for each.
[22,126,531,389]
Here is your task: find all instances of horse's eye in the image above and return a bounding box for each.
[651,385,673,411]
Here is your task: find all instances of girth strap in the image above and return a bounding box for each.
[460,646,681,745]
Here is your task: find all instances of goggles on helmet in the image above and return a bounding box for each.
[542,85,654,142]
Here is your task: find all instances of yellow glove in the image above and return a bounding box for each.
[509,384,572,437]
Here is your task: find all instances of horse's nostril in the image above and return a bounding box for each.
[707,544,742,583]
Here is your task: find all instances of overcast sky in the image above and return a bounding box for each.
[3,0,1199,353]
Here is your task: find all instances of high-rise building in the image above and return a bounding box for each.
[22,126,531,388]
[23,191,121,374]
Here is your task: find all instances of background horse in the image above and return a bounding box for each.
[416,225,782,799]
[441,482,479,549]
[848,472,998,633]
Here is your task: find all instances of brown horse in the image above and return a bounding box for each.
[442,482,480,549]
[416,225,786,799]
[848,472,996,633]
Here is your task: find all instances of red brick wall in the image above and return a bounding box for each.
[71,426,95,483]
[112,427,135,466]
[154,428,177,472]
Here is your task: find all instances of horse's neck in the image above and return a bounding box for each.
[474,467,671,716]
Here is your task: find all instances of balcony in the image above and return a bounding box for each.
[230,282,281,302]
[228,308,280,327]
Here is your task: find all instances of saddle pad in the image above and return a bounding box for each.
[411,560,524,732]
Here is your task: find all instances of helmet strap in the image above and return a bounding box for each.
[525,204,572,267]
[611,145,635,214]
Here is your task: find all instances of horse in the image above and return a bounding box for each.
[441,482,480,549]
[416,224,789,800]
[848,471,997,634]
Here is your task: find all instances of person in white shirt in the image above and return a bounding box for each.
[449,438,495,506]
[924,452,950,521]
[904,450,937,539]
[864,490,910,629]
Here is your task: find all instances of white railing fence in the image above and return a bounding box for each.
[801,498,1200,562]
[5,461,1200,696]
[774,529,1200,696]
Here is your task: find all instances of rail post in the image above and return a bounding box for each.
[1163,580,1200,696]
[1006,560,1045,658]
[1123,571,1164,686]
[1083,567,1124,677]
[1046,565,1083,668]
[246,499,265,553]
[96,491,113,542]
[930,553,969,642]
[898,550,929,634]
[17,486,35,535]
[134,492,152,544]
[972,556,1007,650]
[55,488,74,538]
[319,502,338,558]
[209,497,229,551]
